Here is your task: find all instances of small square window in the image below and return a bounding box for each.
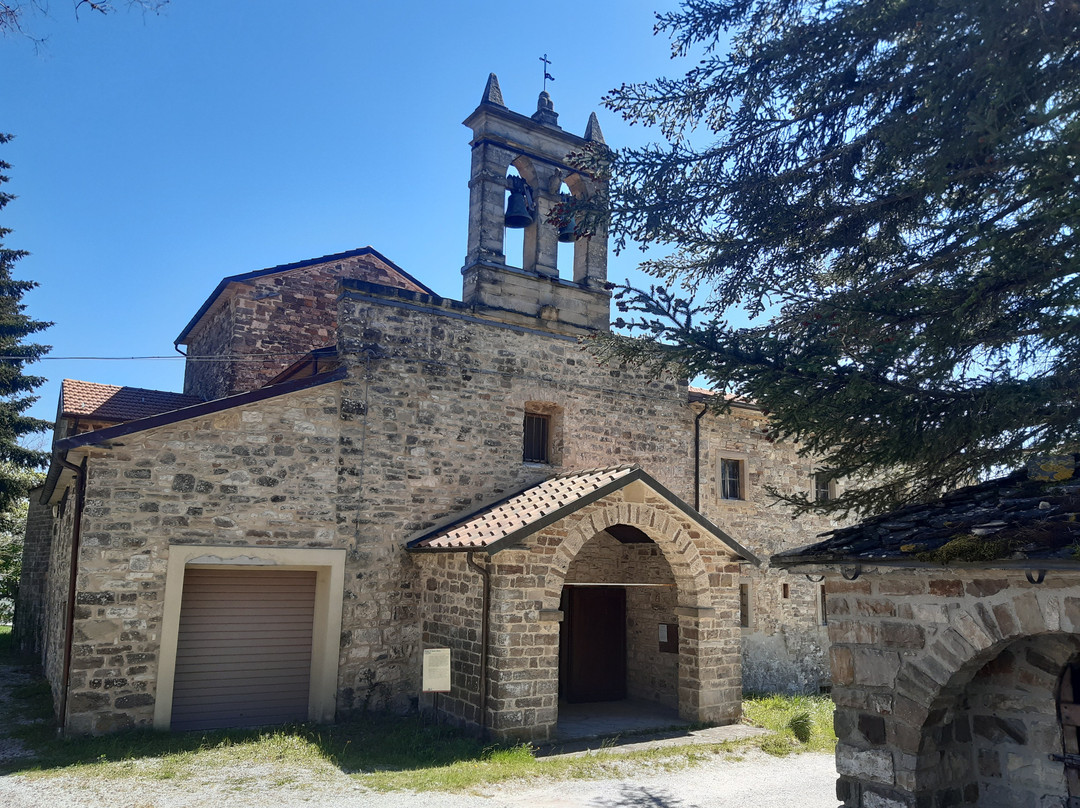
[720,458,743,500]
[523,413,550,463]
[814,472,835,502]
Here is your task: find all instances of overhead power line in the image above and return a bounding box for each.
[0,353,316,362]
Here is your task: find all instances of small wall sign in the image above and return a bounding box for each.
[422,647,452,692]
[659,622,679,653]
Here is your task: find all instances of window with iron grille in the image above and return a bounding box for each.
[523,413,550,463]
[720,458,743,500]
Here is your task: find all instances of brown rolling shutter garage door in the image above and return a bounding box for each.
[170,567,317,732]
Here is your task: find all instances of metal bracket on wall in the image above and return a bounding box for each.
[840,564,862,581]
[1026,569,1047,585]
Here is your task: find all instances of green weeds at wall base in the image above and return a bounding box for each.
[0,638,836,791]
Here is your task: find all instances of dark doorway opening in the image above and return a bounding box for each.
[560,585,626,703]
[1058,659,1080,804]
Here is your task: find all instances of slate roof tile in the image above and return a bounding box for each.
[773,458,1080,568]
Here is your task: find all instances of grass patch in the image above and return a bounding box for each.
[740,693,836,755]
[0,640,835,790]
[3,714,491,782]
[359,740,730,792]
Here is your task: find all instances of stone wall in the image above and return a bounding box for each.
[55,385,342,734]
[332,282,697,723]
[955,633,1076,806]
[38,273,860,735]
[335,282,850,713]
[417,552,485,727]
[15,487,53,654]
[44,479,78,714]
[826,568,1080,808]
[182,292,235,402]
[182,253,425,401]
[698,405,841,693]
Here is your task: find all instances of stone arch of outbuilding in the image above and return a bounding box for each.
[540,501,714,612]
[887,590,1080,800]
[894,593,1066,733]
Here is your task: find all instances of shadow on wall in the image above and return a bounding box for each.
[742,630,829,694]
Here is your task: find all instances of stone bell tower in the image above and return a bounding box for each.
[461,73,611,333]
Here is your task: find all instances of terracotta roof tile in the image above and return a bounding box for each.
[409,465,642,551]
[688,387,755,407]
[61,379,203,423]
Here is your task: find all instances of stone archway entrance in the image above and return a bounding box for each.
[558,526,680,712]
[555,524,688,739]
[408,465,757,742]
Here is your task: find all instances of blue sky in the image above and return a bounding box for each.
[2,0,701,436]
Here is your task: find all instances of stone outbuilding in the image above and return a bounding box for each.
[774,459,1080,808]
[18,75,846,739]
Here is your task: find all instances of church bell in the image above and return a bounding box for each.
[557,214,577,243]
[504,177,535,229]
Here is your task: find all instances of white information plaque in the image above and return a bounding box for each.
[422,647,452,693]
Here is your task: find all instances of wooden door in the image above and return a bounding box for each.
[563,586,626,703]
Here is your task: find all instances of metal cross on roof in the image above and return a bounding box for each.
[540,53,554,91]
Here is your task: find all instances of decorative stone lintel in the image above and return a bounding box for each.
[675,606,716,619]
[537,609,564,622]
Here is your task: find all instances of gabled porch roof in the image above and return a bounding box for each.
[406,464,759,563]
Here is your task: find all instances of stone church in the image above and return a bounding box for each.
[17,75,844,739]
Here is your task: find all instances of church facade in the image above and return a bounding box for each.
[18,76,843,738]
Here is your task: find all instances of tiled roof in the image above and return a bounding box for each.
[409,466,640,551]
[773,457,1080,569]
[408,464,758,563]
[61,379,203,423]
[688,387,755,407]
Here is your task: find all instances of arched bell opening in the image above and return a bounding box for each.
[555,524,684,736]
[563,171,597,285]
[555,180,576,280]
[912,632,1080,807]
[502,166,529,271]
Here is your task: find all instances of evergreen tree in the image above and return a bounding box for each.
[0,134,51,512]
[595,0,1080,516]
[0,466,44,623]
[1,1,169,39]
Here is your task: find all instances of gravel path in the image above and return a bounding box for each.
[0,645,839,808]
[0,748,840,808]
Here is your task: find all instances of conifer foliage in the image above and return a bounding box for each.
[0,134,51,511]
[598,0,1080,516]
